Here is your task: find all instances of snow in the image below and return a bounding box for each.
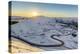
[11,16,78,51]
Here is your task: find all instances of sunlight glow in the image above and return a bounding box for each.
[31,11,39,17]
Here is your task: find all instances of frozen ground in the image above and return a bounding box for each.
[11,16,78,51]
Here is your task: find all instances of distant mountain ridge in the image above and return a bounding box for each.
[10,16,77,23]
[10,16,77,19]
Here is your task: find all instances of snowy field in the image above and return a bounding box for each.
[10,16,78,51]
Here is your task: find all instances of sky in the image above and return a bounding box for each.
[10,1,78,17]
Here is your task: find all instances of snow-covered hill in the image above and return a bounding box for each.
[11,16,78,51]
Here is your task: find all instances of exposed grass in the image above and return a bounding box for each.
[10,21,18,25]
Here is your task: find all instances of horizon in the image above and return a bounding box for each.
[10,15,78,18]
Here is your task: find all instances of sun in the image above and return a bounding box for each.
[31,11,38,17]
